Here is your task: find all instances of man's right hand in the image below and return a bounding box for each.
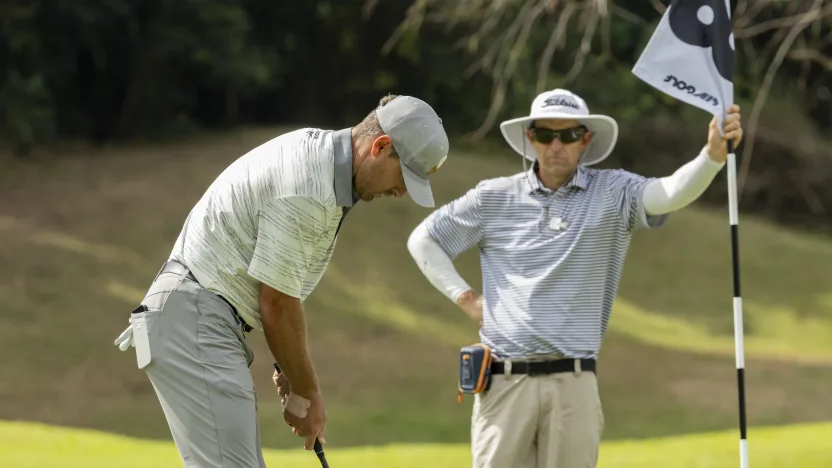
[283,391,327,449]
[457,290,483,326]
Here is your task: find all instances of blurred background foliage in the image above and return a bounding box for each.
[1,0,830,230]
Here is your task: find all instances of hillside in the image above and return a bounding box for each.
[1,126,830,450]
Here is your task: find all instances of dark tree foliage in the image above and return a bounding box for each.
[0,0,829,229]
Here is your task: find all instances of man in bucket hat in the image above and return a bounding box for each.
[113,94,449,467]
[406,89,742,467]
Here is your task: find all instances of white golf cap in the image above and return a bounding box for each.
[377,96,449,208]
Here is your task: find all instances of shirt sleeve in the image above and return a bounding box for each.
[247,196,330,298]
[423,184,484,259]
[606,169,669,232]
[407,220,474,303]
[642,146,724,215]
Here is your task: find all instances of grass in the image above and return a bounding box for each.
[611,296,832,365]
[617,200,832,365]
[0,125,830,450]
[2,420,831,468]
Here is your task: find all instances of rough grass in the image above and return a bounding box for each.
[2,421,830,468]
[0,126,830,450]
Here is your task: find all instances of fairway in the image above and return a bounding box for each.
[2,421,830,468]
[1,126,830,449]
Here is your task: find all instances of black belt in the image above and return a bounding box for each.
[491,358,596,376]
[159,261,253,333]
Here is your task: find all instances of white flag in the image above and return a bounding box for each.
[632,0,734,130]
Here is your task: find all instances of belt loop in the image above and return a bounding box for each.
[504,360,512,379]
[574,358,582,376]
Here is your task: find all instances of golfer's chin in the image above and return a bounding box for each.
[539,159,575,174]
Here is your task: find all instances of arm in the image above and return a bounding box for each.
[642,146,725,215]
[407,185,484,322]
[407,221,473,304]
[608,147,723,231]
[643,104,744,215]
[260,285,318,397]
[247,196,330,398]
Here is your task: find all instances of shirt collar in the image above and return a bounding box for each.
[526,160,588,194]
[332,128,359,208]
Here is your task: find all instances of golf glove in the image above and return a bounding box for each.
[283,392,312,418]
[114,318,134,351]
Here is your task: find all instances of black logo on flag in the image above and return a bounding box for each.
[668,0,733,82]
[663,74,719,106]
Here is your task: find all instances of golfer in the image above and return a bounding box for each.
[113,94,449,467]
[407,88,742,468]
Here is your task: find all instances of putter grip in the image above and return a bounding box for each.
[274,363,330,468]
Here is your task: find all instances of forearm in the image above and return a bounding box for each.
[260,292,318,397]
[407,221,473,303]
[643,146,725,215]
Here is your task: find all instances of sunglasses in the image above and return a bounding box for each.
[528,125,588,145]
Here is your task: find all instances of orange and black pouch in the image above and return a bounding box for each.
[457,343,493,402]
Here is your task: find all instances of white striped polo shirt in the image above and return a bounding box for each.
[424,163,669,359]
[168,127,357,330]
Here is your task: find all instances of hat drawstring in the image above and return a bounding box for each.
[521,126,540,192]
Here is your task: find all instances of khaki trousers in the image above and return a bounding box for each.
[471,365,604,468]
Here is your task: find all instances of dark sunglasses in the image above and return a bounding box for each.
[528,125,588,144]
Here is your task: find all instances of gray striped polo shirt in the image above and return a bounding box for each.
[168,128,356,330]
[424,163,669,359]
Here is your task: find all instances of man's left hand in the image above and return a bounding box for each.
[706,104,743,163]
[273,368,291,405]
[456,290,483,326]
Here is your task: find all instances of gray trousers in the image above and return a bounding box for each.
[134,261,267,468]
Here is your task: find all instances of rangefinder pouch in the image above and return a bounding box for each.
[457,343,493,402]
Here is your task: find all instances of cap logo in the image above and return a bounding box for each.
[542,96,580,110]
[427,154,447,175]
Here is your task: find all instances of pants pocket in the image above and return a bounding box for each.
[133,309,164,370]
[197,291,255,394]
[141,272,187,310]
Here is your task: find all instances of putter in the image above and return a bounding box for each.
[273,363,329,468]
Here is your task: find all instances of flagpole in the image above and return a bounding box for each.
[726,138,748,468]
[630,1,747,465]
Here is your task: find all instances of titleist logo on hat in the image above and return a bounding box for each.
[542,96,580,110]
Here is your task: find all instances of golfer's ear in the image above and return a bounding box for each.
[371,135,393,158]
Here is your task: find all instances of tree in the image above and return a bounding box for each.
[374,0,832,224]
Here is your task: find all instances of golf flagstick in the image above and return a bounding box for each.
[273,363,330,468]
[726,139,748,466]
[630,1,747,467]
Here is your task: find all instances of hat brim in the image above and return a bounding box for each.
[498,112,619,166]
[401,160,435,208]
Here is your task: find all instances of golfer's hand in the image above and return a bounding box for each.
[706,104,743,163]
[457,290,483,326]
[283,391,327,450]
[273,369,291,403]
